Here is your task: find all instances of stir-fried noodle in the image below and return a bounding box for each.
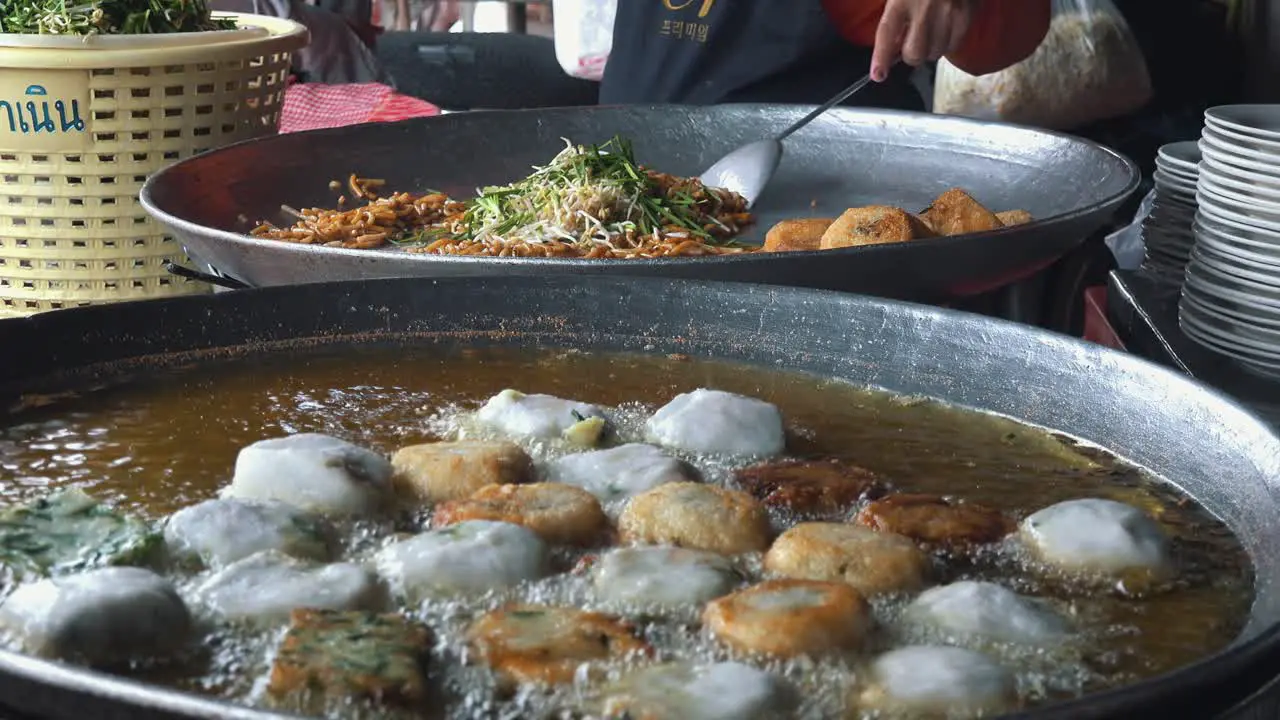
[249,137,757,258]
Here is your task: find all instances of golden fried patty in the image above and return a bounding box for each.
[820,206,935,249]
[466,605,651,690]
[996,209,1033,227]
[431,482,609,547]
[763,218,835,252]
[855,494,1013,547]
[702,579,872,658]
[268,608,433,709]
[391,440,532,505]
[764,522,929,596]
[919,188,1003,237]
[617,482,771,555]
[733,458,885,518]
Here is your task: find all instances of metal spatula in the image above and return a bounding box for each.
[698,73,874,208]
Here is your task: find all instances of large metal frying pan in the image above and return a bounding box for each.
[140,105,1140,303]
[0,276,1278,720]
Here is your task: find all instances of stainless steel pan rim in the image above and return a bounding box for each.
[139,105,1140,298]
[141,104,1141,267]
[0,275,1273,720]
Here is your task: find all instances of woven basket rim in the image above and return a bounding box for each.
[0,13,307,60]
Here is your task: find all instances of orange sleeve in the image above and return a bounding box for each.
[945,0,1051,76]
[822,0,1051,76]
[820,0,883,47]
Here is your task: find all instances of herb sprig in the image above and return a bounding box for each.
[0,0,236,35]
[461,135,731,248]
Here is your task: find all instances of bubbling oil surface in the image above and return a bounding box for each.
[0,344,1255,719]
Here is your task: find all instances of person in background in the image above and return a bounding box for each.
[600,0,1051,110]
[213,0,392,84]
[386,0,460,31]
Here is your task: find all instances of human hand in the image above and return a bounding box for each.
[871,0,976,81]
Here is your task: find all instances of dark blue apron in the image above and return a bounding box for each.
[598,0,922,109]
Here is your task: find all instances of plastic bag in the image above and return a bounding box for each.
[1104,187,1154,271]
[552,0,617,81]
[933,0,1152,130]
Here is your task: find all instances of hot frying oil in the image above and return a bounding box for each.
[0,345,1254,719]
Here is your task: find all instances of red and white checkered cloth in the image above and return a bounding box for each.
[279,82,441,134]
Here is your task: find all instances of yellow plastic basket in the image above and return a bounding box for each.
[0,13,308,317]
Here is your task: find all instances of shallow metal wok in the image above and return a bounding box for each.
[0,278,1278,719]
[140,105,1140,303]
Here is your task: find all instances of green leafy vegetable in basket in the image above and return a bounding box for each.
[0,0,236,35]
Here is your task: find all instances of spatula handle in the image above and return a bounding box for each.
[776,73,873,141]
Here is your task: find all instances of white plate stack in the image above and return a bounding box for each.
[1180,105,1280,379]
[1142,141,1201,278]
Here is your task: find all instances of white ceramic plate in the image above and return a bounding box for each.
[1154,170,1199,197]
[1206,105,1280,142]
[1157,167,1199,188]
[1195,217,1280,257]
[1147,231,1191,251]
[1155,159,1199,183]
[1157,140,1203,173]
[1199,153,1280,191]
[1193,240,1280,282]
[1150,199,1198,223]
[1199,174,1280,215]
[1156,191,1198,210]
[1203,124,1280,157]
[1187,250,1280,305]
[1192,156,1280,196]
[1198,164,1280,204]
[1195,237,1280,286]
[1197,225,1280,265]
[1179,318,1280,380]
[1200,135,1280,176]
[1183,292,1280,341]
[1182,298,1280,355]
[1179,312,1280,379]
[1183,276,1280,330]
[1180,309,1280,367]
[1198,204,1280,241]
[1204,122,1280,155]
[1198,188,1280,234]
[1144,229,1195,256]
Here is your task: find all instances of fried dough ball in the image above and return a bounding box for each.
[591,546,737,609]
[1020,498,1174,593]
[431,482,609,547]
[702,579,872,658]
[856,646,1018,717]
[734,458,885,518]
[618,482,771,555]
[904,581,1070,646]
[855,494,1013,548]
[548,443,693,507]
[466,605,651,690]
[602,662,791,720]
[764,522,929,596]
